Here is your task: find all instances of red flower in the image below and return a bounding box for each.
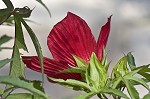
[22,12,111,81]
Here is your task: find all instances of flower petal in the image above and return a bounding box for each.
[47,12,96,66]
[22,56,82,81]
[96,15,112,61]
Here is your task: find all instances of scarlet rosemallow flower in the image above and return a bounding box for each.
[22,12,111,81]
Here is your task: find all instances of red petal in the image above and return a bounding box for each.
[96,15,112,61]
[22,56,82,81]
[47,12,96,66]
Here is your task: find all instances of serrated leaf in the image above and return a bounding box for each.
[48,77,91,91]
[20,17,44,83]
[143,94,150,99]
[127,52,136,70]
[14,13,28,51]
[0,58,12,69]
[0,35,12,46]
[0,76,48,99]
[36,0,51,17]
[100,87,129,99]
[125,80,139,99]
[75,92,96,99]
[89,53,107,90]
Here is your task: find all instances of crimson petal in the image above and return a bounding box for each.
[96,15,112,61]
[22,56,82,81]
[47,12,97,66]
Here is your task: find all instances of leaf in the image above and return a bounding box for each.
[9,44,25,78]
[73,55,88,68]
[100,87,129,99]
[6,93,45,99]
[0,58,12,69]
[125,77,149,91]
[0,0,14,25]
[125,80,139,99]
[6,93,33,99]
[0,88,3,94]
[0,76,48,99]
[127,52,136,70]
[143,94,150,99]
[75,92,96,99]
[36,0,51,17]
[0,35,12,46]
[48,77,92,91]
[2,0,14,10]
[14,13,28,51]
[89,53,107,89]
[20,17,44,83]
[113,56,129,77]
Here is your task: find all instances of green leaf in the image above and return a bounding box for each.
[0,58,12,69]
[125,77,149,91]
[127,52,136,70]
[9,44,25,78]
[89,53,107,90]
[36,0,51,17]
[125,80,139,99]
[75,92,96,99]
[48,77,92,91]
[2,0,14,10]
[0,35,12,46]
[20,17,44,83]
[0,88,3,94]
[14,13,28,51]
[0,76,48,99]
[101,50,109,71]
[143,94,150,99]
[139,72,150,81]
[113,56,129,76]
[0,0,14,25]
[100,88,129,99]
[6,93,46,99]
[73,55,88,69]
[6,93,33,99]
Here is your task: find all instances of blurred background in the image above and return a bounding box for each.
[0,0,150,98]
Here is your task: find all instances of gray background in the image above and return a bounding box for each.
[0,0,150,98]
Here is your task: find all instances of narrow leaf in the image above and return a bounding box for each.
[125,80,139,99]
[6,93,33,99]
[100,88,129,99]
[14,13,28,51]
[0,76,48,99]
[49,77,91,91]
[75,92,96,99]
[127,52,136,70]
[36,0,51,17]
[0,58,12,69]
[20,18,44,83]
[143,94,150,99]
[126,77,149,91]
[0,35,12,46]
